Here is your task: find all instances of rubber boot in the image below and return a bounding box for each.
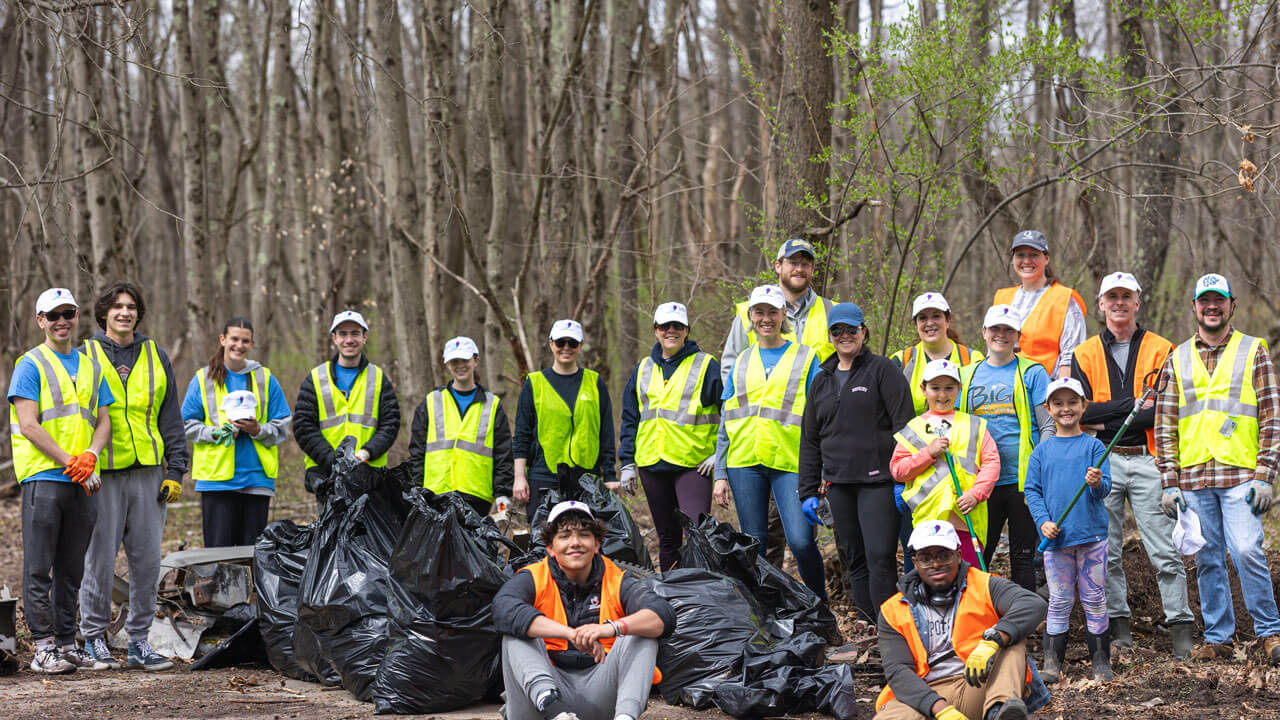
[1170,622,1195,660]
[1086,631,1114,681]
[1110,616,1133,648]
[1040,632,1067,684]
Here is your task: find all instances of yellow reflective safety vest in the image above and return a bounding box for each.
[723,342,815,472]
[634,352,720,468]
[893,413,989,545]
[1173,331,1266,470]
[191,366,278,481]
[891,341,985,416]
[529,369,601,471]
[306,361,387,468]
[421,387,500,501]
[9,344,102,482]
[959,357,1036,491]
[736,294,835,362]
[84,338,166,470]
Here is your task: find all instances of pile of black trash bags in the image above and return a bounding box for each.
[252,453,859,718]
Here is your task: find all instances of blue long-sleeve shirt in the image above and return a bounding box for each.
[618,340,722,470]
[181,362,292,493]
[1024,433,1112,550]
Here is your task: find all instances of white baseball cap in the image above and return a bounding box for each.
[221,390,258,422]
[1045,376,1087,401]
[35,288,78,315]
[1194,273,1231,299]
[442,336,479,363]
[921,358,962,384]
[549,319,584,342]
[908,521,961,551]
[329,310,369,333]
[1097,272,1142,298]
[546,500,594,525]
[983,304,1023,332]
[912,292,951,317]
[747,285,786,310]
[653,302,689,327]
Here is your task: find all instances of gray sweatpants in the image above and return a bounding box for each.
[1104,452,1193,624]
[501,634,658,720]
[79,465,167,642]
[22,480,97,645]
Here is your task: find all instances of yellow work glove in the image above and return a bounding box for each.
[964,638,1001,687]
[157,479,182,503]
[935,705,970,720]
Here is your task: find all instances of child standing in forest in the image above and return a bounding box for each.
[1024,377,1113,684]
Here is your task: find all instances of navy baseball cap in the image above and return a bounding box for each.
[1011,230,1049,253]
[776,238,816,260]
[828,302,865,329]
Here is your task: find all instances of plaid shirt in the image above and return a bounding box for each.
[1154,328,1279,490]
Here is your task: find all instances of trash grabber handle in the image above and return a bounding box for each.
[944,449,987,571]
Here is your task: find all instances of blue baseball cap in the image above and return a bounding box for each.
[828,302,865,330]
[776,238,815,260]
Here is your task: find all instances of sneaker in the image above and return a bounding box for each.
[30,646,75,674]
[84,636,123,670]
[126,640,174,671]
[59,644,99,670]
[1263,636,1280,666]
[1190,642,1234,661]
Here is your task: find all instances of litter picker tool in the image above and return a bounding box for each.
[1038,368,1168,552]
[925,419,987,571]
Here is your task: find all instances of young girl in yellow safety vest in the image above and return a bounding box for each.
[890,359,999,567]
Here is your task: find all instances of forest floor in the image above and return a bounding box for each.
[1,452,1280,718]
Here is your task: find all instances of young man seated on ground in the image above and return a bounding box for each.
[875,522,1051,720]
[494,501,676,720]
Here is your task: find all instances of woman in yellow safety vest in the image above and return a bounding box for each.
[993,230,1086,378]
[409,335,514,516]
[713,285,826,598]
[181,318,292,547]
[618,302,723,570]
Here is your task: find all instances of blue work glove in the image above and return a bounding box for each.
[1160,487,1186,518]
[1246,480,1274,515]
[802,496,824,527]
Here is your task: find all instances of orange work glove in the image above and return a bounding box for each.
[62,451,98,488]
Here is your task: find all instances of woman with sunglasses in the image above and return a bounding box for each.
[798,303,914,621]
[181,317,292,547]
[714,285,826,597]
[513,319,616,512]
[618,302,723,570]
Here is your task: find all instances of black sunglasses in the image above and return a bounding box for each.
[42,309,78,322]
[553,338,580,349]
[656,322,687,332]
[830,324,860,338]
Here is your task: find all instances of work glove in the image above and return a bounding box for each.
[963,637,1001,687]
[1246,479,1274,515]
[801,496,824,527]
[619,464,638,495]
[355,448,371,463]
[1161,487,1186,518]
[696,455,715,477]
[158,479,182,503]
[934,705,970,720]
[210,422,236,446]
[62,450,98,487]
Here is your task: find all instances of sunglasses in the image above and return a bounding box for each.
[42,309,78,322]
[656,322,687,332]
[829,324,860,338]
[553,338,580,349]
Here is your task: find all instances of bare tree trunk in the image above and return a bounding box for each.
[775,0,834,240]
[174,0,213,348]
[253,0,292,358]
[483,0,511,393]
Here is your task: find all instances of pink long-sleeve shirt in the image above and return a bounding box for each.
[890,410,1001,501]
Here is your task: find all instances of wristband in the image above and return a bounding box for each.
[619,619,629,636]
[605,620,621,637]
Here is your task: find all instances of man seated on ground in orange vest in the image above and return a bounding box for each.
[876,522,1050,720]
[494,501,676,720]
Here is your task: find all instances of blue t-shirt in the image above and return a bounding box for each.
[1024,434,1112,550]
[181,367,291,492]
[961,358,1048,487]
[332,363,360,394]
[450,386,479,416]
[7,348,115,483]
[721,342,822,400]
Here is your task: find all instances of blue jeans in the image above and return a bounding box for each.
[1183,483,1280,643]
[726,466,826,598]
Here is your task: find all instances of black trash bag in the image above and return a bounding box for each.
[190,615,268,670]
[371,490,525,714]
[711,632,860,720]
[644,569,767,703]
[677,513,839,643]
[254,520,332,682]
[528,472,653,569]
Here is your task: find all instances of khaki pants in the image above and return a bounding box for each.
[875,641,1029,720]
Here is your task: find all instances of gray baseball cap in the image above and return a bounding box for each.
[1011,230,1048,253]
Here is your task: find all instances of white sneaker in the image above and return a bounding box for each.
[60,644,99,670]
[30,646,75,674]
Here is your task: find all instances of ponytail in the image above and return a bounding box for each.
[946,326,962,345]
[207,317,254,387]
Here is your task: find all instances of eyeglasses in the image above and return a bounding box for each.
[42,309,77,322]
[830,324,860,338]
[553,338,580,349]
[656,322,687,332]
[913,551,956,567]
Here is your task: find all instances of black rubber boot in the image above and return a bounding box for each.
[1170,622,1195,660]
[1086,630,1114,681]
[986,698,1029,720]
[1110,616,1133,648]
[1041,631,1067,684]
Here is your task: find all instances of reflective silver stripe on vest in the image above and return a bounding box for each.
[905,468,949,510]
[142,341,160,461]
[86,341,114,468]
[315,368,340,428]
[251,367,267,416]
[902,347,918,382]
[202,369,219,424]
[722,349,756,422]
[348,367,380,427]
[423,390,495,457]
[637,353,720,426]
[900,419,983,509]
[318,366,380,430]
[1177,336,1259,419]
[723,345,810,426]
[10,422,23,438]
[28,348,98,425]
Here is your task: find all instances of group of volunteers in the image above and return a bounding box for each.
[9,229,1280,720]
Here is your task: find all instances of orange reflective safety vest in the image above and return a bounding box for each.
[993,282,1086,376]
[521,556,662,684]
[876,566,1032,711]
[1073,330,1173,455]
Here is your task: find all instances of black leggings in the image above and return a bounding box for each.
[826,482,901,622]
[981,483,1037,591]
[202,491,271,547]
[638,467,712,571]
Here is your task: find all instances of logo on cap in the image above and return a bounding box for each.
[1203,276,1219,286]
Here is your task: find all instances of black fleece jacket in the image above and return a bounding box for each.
[292,353,401,481]
[406,383,514,500]
[798,348,913,499]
